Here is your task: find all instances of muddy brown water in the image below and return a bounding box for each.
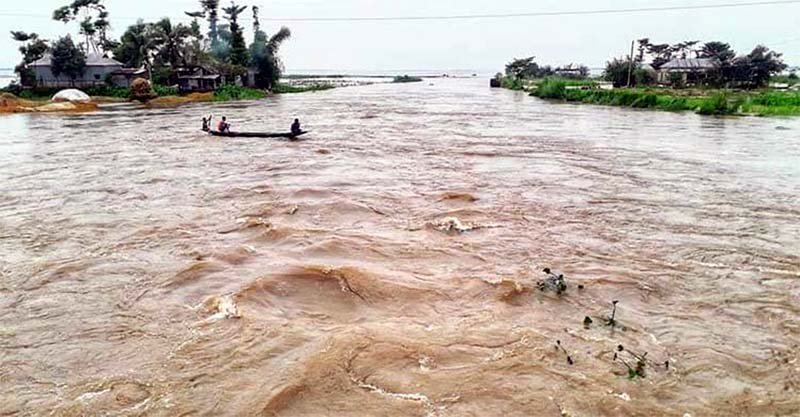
[1,79,799,417]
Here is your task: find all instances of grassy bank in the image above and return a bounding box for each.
[528,78,800,116]
[0,81,335,113]
[498,76,597,91]
[273,83,335,94]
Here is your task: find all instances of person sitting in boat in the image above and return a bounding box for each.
[201,116,211,132]
[218,116,231,133]
[291,119,302,136]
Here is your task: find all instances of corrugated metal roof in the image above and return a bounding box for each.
[661,58,718,70]
[30,53,123,67]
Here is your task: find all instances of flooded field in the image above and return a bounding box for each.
[1,78,798,416]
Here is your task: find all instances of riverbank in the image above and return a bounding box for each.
[0,82,334,114]
[500,76,800,117]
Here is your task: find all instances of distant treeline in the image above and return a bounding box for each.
[503,39,790,90]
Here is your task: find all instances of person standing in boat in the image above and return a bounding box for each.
[291,119,302,136]
[218,116,231,133]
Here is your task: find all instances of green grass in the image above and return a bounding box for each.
[273,83,335,94]
[213,84,268,101]
[528,78,800,117]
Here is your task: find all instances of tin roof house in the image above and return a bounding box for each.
[29,53,127,88]
[174,66,222,93]
[658,58,719,86]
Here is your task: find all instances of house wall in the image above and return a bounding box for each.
[32,65,122,88]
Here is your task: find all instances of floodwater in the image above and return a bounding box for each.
[1,78,799,417]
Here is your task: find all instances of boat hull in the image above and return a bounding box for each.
[208,130,308,138]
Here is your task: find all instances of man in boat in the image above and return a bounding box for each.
[291,119,302,137]
[218,116,231,133]
[201,116,211,132]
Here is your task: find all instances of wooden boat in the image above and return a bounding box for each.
[208,130,308,138]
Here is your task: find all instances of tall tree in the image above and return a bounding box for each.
[252,27,291,90]
[739,45,787,88]
[200,0,220,48]
[113,21,155,68]
[10,31,49,86]
[52,0,109,53]
[51,35,87,85]
[152,18,192,67]
[699,41,736,63]
[223,2,249,67]
[505,57,539,79]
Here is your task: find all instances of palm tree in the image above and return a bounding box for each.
[200,0,220,47]
[152,18,193,67]
[222,2,249,67]
[253,27,291,90]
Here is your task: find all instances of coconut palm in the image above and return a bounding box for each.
[152,18,193,67]
[222,2,249,67]
[200,0,220,47]
[252,27,291,90]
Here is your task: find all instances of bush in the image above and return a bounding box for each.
[153,85,179,97]
[500,76,523,90]
[273,83,334,94]
[534,79,567,99]
[85,85,130,98]
[631,93,658,108]
[392,75,423,83]
[213,84,267,101]
[696,93,737,115]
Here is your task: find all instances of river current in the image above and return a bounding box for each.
[1,78,799,416]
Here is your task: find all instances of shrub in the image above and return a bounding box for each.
[500,76,523,90]
[153,85,179,97]
[696,93,736,115]
[85,85,130,98]
[534,79,567,100]
[273,83,334,94]
[631,93,658,108]
[392,75,423,83]
[213,84,267,101]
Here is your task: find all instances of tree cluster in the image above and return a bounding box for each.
[11,0,293,90]
[505,56,590,80]
[607,39,788,89]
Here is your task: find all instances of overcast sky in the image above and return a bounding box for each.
[2,0,800,72]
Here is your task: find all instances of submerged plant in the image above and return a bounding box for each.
[613,344,670,379]
[555,340,574,365]
[537,268,567,295]
[605,300,619,327]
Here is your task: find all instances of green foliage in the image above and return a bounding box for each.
[500,76,524,90]
[84,85,130,98]
[273,83,334,94]
[251,27,291,90]
[392,75,423,83]
[10,31,49,86]
[604,57,633,87]
[152,18,193,68]
[223,2,249,67]
[699,41,736,63]
[505,56,555,79]
[51,35,87,82]
[696,93,738,115]
[113,21,152,68]
[52,0,110,48]
[633,68,656,86]
[153,84,178,96]
[213,84,266,101]
[534,79,567,99]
